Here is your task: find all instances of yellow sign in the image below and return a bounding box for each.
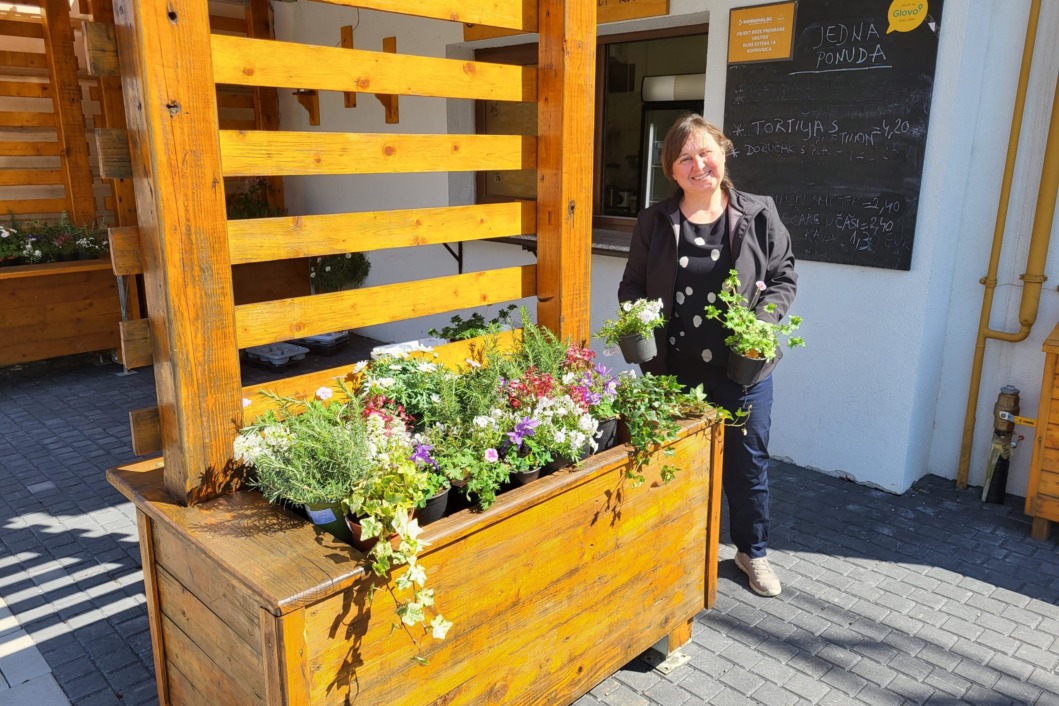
[728,2,797,64]
[463,0,669,42]
[887,0,928,34]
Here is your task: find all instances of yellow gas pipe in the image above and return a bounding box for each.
[958,0,1059,488]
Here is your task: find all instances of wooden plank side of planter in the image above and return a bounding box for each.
[0,264,121,365]
[301,427,710,705]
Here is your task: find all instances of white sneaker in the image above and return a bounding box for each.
[735,551,782,597]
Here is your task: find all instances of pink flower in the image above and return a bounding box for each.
[316,386,333,401]
[484,448,499,463]
[755,281,767,292]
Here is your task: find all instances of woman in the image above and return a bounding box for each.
[618,114,797,597]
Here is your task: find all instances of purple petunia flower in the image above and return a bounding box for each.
[506,416,539,448]
[410,443,438,468]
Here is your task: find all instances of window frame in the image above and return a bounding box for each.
[475,23,709,252]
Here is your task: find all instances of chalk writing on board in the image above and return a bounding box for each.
[724,0,943,270]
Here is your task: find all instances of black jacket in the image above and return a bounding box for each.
[617,189,798,379]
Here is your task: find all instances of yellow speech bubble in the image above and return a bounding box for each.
[887,0,927,34]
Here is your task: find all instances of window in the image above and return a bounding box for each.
[476,25,707,250]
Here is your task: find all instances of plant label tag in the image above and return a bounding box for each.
[307,507,337,525]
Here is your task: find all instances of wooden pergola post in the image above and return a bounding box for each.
[113,0,241,505]
[41,0,96,224]
[535,0,596,344]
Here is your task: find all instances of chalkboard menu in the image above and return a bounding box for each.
[724,0,944,270]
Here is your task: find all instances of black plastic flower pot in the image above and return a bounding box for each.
[727,351,767,387]
[416,487,450,526]
[618,334,657,365]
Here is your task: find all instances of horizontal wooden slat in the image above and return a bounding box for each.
[0,112,55,128]
[130,407,162,456]
[0,50,48,71]
[218,131,536,177]
[208,14,247,34]
[0,198,69,215]
[227,201,536,264]
[309,0,534,32]
[1035,495,1059,524]
[81,21,119,77]
[240,330,522,421]
[0,80,50,97]
[1039,469,1059,498]
[108,225,143,275]
[0,168,63,186]
[211,34,536,103]
[0,19,45,39]
[0,140,61,156]
[0,259,113,282]
[119,318,152,368]
[235,264,536,348]
[95,127,132,179]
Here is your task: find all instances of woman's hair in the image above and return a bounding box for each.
[660,113,734,193]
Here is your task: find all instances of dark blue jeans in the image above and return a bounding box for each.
[676,365,774,559]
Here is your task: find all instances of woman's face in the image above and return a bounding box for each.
[671,130,726,199]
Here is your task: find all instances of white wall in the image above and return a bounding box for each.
[274,0,1059,496]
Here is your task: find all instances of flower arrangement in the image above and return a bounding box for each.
[1,214,109,265]
[310,252,371,293]
[236,308,729,647]
[428,304,517,341]
[595,298,666,348]
[703,269,804,361]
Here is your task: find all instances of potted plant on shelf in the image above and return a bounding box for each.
[0,223,24,266]
[596,298,666,364]
[703,269,804,386]
[428,303,518,341]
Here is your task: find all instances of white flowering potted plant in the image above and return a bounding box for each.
[596,298,666,364]
[703,269,805,386]
[0,223,23,266]
[234,383,451,640]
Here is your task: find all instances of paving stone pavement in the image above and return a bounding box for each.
[1,352,1057,705]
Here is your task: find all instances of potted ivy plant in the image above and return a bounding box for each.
[596,298,666,364]
[704,269,804,386]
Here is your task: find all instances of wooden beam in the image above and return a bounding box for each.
[0,198,69,215]
[210,34,535,103]
[235,264,537,348]
[373,36,398,124]
[114,0,242,504]
[108,225,143,275]
[94,127,132,178]
[0,50,49,71]
[244,0,283,214]
[534,0,596,344]
[0,19,45,38]
[0,141,63,156]
[0,169,64,186]
[41,0,96,224]
[339,25,355,108]
[310,0,534,33]
[226,201,536,264]
[218,131,535,177]
[119,317,152,368]
[292,89,319,126]
[0,80,50,97]
[463,0,667,41]
[0,112,55,128]
[82,21,119,77]
[130,406,162,456]
[90,0,139,243]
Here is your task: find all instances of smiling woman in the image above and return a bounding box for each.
[619,113,799,598]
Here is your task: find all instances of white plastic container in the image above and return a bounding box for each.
[244,342,310,367]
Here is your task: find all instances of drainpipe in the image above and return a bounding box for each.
[958,0,1059,488]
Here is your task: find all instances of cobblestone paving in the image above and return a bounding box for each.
[1,353,1057,705]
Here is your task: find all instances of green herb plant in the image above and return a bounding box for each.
[703,269,804,360]
[428,304,517,341]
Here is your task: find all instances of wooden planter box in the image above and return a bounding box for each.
[108,416,723,706]
[1026,321,1059,541]
[0,260,125,367]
